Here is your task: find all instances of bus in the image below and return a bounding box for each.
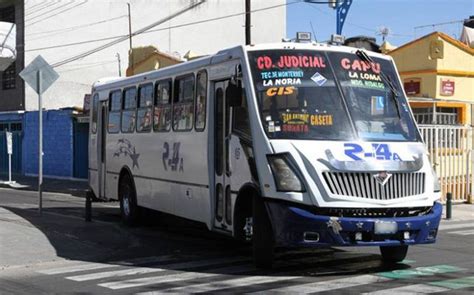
[88,40,442,268]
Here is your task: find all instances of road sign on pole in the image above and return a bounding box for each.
[6,131,12,184]
[19,55,59,216]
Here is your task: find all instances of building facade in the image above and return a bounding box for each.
[388,32,474,125]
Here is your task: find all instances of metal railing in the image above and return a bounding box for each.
[418,125,473,202]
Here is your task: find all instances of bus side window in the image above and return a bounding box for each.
[137,83,153,132]
[121,87,137,133]
[195,70,207,131]
[173,74,194,131]
[154,79,172,132]
[232,84,251,140]
[108,90,121,133]
[91,93,99,134]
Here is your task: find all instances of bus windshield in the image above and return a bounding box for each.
[248,49,421,142]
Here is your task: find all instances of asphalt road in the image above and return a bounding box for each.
[0,187,473,294]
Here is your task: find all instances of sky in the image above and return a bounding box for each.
[286,0,474,46]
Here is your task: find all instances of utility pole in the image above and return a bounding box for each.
[127,2,133,75]
[116,53,122,77]
[245,0,251,45]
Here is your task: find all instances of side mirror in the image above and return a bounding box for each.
[226,82,242,107]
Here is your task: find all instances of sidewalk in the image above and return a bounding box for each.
[0,175,88,198]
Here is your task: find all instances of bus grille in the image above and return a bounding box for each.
[322,172,425,200]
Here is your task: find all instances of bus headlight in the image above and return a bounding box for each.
[267,154,306,192]
[432,167,441,192]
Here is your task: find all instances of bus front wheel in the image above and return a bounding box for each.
[119,174,140,226]
[380,245,408,263]
[252,197,274,269]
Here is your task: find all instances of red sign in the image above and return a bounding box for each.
[440,79,455,96]
[404,79,421,96]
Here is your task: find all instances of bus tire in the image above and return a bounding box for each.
[252,196,274,269]
[380,245,408,263]
[119,174,140,226]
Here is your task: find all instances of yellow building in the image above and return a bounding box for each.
[388,32,474,125]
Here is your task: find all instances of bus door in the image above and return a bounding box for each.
[213,80,232,230]
[97,100,107,199]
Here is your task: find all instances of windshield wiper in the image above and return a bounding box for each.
[355,49,402,119]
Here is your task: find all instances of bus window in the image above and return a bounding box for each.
[121,87,137,133]
[108,90,121,133]
[91,93,99,134]
[232,83,251,140]
[195,70,207,131]
[137,83,153,132]
[173,74,194,131]
[154,79,172,132]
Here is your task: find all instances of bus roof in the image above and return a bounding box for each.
[92,42,393,93]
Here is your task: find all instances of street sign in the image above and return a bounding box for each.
[19,55,59,216]
[6,131,12,155]
[19,55,58,94]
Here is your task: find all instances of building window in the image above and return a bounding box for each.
[108,90,121,133]
[2,64,16,90]
[195,70,207,131]
[121,87,137,133]
[173,74,194,131]
[154,79,172,132]
[137,83,153,132]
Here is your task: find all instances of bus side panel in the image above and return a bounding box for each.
[170,131,210,224]
[133,132,174,215]
[88,131,99,196]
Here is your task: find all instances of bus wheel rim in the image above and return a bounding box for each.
[123,191,130,216]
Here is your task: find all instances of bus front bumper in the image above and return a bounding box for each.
[266,201,442,248]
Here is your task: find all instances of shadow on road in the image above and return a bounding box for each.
[1,204,412,277]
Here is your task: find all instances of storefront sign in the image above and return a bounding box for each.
[440,79,455,96]
[404,78,421,96]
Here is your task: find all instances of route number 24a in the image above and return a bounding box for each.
[162,142,184,172]
[344,143,401,161]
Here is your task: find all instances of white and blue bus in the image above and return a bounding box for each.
[88,40,442,268]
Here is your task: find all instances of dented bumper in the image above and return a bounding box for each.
[266,201,442,248]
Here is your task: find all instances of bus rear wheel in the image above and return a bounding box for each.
[380,245,408,263]
[119,174,140,226]
[252,196,274,269]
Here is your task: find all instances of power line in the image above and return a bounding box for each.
[25,1,62,17]
[414,19,465,30]
[51,0,207,68]
[27,0,300,56]
[26,1,88,27]
[25,1,57,13]
[26,1,76,22]
[28,15,127,40]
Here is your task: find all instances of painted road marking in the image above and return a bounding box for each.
[438,222,474,231]
[147,275,301,294]
[362,284,448,294]
[249,274,389,294]
[447,229,474,236]
[38,263,116,275]
[37,255,177,275]
[377,264,464,279]
[98,264,254,290]
[363,276,474,294]
[429,276,474,290]
[66,256,247,282]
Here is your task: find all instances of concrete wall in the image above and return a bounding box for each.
[23,109,74,178]
[24,0,286,111]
